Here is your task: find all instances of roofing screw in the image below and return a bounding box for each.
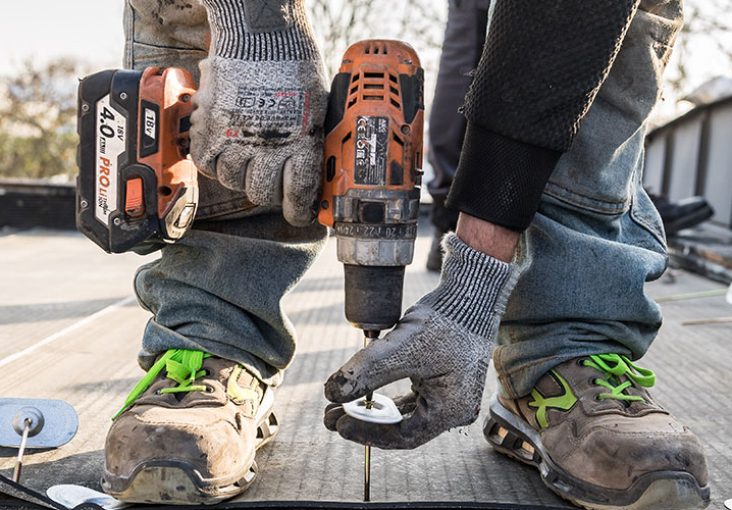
[120,92,128,100]
[11,407,45,483]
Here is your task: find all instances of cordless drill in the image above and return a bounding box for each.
[319,39,424,335]
[318,39,424,502]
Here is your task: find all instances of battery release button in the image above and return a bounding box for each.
[125,178,145,218]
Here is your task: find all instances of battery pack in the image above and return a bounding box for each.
[76,67,198,254]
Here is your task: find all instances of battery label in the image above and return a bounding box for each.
[95,94,126,225]
[144,107,156,141]
[354,116,388,185]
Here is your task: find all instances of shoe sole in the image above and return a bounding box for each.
[484,396,711,510]
[101,387,279,505]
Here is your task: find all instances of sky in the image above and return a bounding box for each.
[0,1,125,75]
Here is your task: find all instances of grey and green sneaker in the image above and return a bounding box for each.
[484,354,710,510]
[102,349,278,505]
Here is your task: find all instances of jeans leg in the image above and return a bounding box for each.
[135,214,327,386]
[427,0,489,233]
[493,0,683,399]
[124,0,328,385]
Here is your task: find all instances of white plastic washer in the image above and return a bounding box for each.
[343,393,403,424]
[47,484,129,509]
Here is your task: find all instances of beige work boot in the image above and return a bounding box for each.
[484,354,710,510]
[102,349,278,505]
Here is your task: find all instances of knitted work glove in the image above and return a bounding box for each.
[324,234,520,449]
[190,0,328,226]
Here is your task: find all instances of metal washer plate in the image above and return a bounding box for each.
[0,398,78,448]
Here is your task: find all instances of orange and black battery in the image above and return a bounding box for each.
[76,67,198,254]
[318,40,424,331]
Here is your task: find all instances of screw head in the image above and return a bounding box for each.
[120,92,128,100]
[113,218,121,226]
[80,199,88,208]
[81,103,90,112]
[12,407,45,437]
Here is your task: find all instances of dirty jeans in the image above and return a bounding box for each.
[124,0,327,386]
[494,0,683,398]
[124,0,681,398]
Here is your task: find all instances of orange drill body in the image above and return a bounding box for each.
[319,40,424,228]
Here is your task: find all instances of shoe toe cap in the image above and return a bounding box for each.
[567,414,709,490]
[105,404,254,481]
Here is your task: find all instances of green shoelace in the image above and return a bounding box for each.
[583,353,656,402]
[113,349,211,420]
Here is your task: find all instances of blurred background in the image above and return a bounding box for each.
[0,0,730,182]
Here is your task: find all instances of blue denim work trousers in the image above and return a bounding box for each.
[124,0,327,386]
[494,0,682,398]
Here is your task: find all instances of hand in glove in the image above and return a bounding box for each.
[324,234,520,449]
[191,0,328,226]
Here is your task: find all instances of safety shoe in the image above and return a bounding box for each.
[102,349,278,505]
[484,354,710,510]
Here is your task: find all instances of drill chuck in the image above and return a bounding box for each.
[344,265,405,331]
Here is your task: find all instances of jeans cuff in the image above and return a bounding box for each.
[139,318,284,387]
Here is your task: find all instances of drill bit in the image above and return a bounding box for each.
[363,329,380,502]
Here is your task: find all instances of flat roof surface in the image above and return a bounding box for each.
[0,228,730,508]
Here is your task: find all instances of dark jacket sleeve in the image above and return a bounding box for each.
[446,0,640,231]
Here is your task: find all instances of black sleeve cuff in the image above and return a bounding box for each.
[446,122,561,231]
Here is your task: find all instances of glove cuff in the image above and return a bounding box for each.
[421,233,519,337]
[202,0,320,61]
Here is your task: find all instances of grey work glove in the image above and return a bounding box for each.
[323,234,520,449]
[190,0,328,226]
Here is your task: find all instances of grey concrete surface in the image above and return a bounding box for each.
[0,227,730,508]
